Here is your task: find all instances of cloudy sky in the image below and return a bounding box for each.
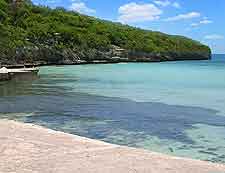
[32,0,225,54]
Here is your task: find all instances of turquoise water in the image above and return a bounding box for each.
[1,54,225,163]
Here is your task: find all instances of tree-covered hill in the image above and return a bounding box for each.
[0,0,211,65]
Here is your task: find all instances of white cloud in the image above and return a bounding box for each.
[204,34,224,40]
[165,12,201,22]
[191,18,213,27]
[154,0,170,7]
[70,0,96,14]
[154,0,180,8]
[200,19,213,24]
[118,2,162,23]
[190,23,199,27]
[172,2,180,8]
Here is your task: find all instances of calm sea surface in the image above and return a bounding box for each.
[1,54,225,163]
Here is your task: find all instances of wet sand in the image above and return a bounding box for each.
[0,119,225,173]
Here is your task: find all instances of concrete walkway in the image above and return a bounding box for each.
[0,120,225,173]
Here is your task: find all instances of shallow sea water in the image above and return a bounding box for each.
[1,54,225,163]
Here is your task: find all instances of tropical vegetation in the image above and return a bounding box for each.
[0,0,211,65]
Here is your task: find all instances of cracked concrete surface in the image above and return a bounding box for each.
[0,120,225,173]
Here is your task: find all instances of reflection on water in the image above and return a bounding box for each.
[0,72,40,96]
[1,55,225,163]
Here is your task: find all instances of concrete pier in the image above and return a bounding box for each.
[0,120,225,173]
[0,67,39,81]
[0,67,11,81]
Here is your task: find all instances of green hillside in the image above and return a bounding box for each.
[0,0,211,65]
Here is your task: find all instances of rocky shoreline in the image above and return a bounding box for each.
[0,45,211,68]
[0,52,211,81]
[1,54,211,69]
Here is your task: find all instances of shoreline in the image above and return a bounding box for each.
[1,56,212,69]
[1,119,225,173]
[0,58,211,81]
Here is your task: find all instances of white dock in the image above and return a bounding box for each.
[0,67,39,81]
[8,67,39,73]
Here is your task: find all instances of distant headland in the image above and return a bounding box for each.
[0,0,211,67]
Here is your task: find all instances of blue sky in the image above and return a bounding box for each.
[32,0,225,53]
